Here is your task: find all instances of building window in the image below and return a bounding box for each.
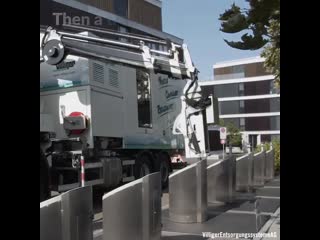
[270,80,279,94]
[233,65,244,73]
[239,100,245,108]
[240,118,245,130]
[114,0,128,18]
[239,100,245,113]
[136,69,152,128]
[239,83,244,96]
[119,25,128,43]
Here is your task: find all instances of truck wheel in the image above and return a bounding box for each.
[159,153,170,188]
[135,154,152,179]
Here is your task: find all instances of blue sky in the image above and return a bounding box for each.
[162,0,262,80]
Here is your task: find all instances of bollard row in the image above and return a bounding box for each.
[168,149,275,224]
[40,150,275,239]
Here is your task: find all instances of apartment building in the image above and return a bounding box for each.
[201,57,280,149]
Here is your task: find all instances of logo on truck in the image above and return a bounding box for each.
[157,103,174,116]
[165,90,179,100]
[158,76,168,86]
[55,60,76,71]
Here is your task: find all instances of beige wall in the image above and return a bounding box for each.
[76,0,162,30]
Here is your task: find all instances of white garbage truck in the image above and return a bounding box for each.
[40,25,219,201]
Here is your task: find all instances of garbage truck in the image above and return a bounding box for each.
[40,25,219,201]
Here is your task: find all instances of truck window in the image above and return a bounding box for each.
[136,69,152,128]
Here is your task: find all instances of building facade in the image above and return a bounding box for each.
[201,57,280,149]
[40,0,182,44]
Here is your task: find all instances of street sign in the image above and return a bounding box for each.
[220,127,227,140]
[220,127,227,160]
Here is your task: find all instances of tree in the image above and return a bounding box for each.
[219,0,280,87]
[219,120,242,147]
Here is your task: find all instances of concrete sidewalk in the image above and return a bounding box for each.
[260,208,280,240]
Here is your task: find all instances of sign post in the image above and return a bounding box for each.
[220,127,227,160]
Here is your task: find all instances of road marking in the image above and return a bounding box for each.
[93,229,103,237]
[94,212,103,221]
[207,209,273,216]
[253,207,280,240]
[162,204,169,210]
[161,231,202,237]
[256,196,280,200]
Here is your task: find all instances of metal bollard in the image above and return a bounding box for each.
[255,198,262,232]
[40,186,93,240]
[265,149,275,181]
[103,172,161,240]
[61,186,93,240]
[236,153,253,192]
[252,151,265,187]
[227,155,236,203]
[40,195,63,240]
[207,156,236,204]
[169,158,207,223]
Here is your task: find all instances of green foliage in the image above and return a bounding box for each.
[264,142,271,151]
[254,142,270,153]
[254,141,280,173]
[254,144,262,153]
[219,0,280,86]
[219,120,242,146]
[261,18,280,86]
[272,139,280,173]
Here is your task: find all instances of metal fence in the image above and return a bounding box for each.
[207,156,236,204]
[103,172,162,240]
[40,186,93,240]
[169,159,207,223]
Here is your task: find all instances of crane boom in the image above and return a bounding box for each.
[40,26,196,80]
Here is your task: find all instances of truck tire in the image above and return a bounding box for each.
[40,149,50,202]
[158,153,170,188]
[134,154,152,179]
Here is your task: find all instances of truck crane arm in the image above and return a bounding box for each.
[40,25,194,80]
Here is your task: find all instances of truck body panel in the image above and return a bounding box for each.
[40,56,185,150]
